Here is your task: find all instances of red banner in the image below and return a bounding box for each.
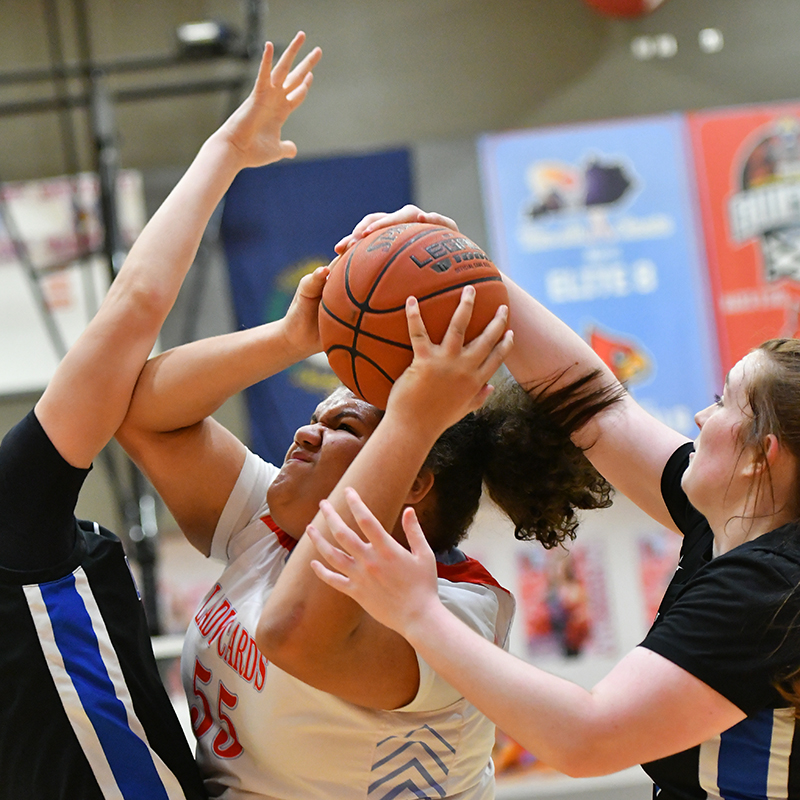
[689,104,800,372]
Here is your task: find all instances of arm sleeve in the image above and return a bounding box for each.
[0,410,90,571]
[640,546,800,714]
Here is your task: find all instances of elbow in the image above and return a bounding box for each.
[556,756,607,780]
[256,599,353,686]
[256,602,312,673]
[103,273,176,346]
[114,420,144,461]
[114,413,155,466]
[542,733,628,778]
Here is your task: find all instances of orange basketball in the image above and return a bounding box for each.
[319,222,508,409]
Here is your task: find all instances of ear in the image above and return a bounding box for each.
[405,467,435,505]
[743,433,780,477]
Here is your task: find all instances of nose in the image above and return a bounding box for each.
[294,423,322,450]
[694,404,712,430]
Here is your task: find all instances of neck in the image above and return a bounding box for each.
[711,513,786,555]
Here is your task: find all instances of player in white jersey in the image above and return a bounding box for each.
[182,446,515,799]
[117,210,619,797]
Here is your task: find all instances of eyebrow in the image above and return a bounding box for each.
[309,408,363,425]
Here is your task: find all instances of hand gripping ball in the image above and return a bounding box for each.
[319,222,508,409]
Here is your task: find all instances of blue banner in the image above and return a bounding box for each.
[221,150,412,464]
[479,115,718,436]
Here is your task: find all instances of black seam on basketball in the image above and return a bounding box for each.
[326,328,413,351]
[319,298,359,331]
[349,274,505,315]
[324,345,397,385]
[362,227,450,308]
[342,244,366,385]
[342,227,449,381]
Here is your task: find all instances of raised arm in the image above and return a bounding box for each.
[336,205,689,530]
[37,32,321,472]
[256,288,513,709]
[502,277,688,528]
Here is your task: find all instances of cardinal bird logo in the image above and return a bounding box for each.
[588,324,652,385]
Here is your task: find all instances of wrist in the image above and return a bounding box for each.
[402,593,449,651]
[197,130,249,177]
[383,392,452,446]
[273,317,318,365]
[376,406,442,462]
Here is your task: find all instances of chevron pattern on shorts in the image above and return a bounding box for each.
[368,724,456,799]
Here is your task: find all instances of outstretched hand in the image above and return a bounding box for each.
[334,204,459,254]
[307,487,442,637]
[218,31,322,168]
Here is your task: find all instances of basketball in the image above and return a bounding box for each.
[319,222,508,409]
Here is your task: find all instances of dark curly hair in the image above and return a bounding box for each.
[421,369,624,553]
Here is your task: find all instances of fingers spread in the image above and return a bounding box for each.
[401,507,430,558]
[284,46,322,92]
[272,31,306,85]
[309,558,352,593]
[343,486,393,550]
[251,42,275,94]
[306,523,354,572]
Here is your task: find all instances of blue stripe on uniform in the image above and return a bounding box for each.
[40,573,170,800]
[717,710,773,800]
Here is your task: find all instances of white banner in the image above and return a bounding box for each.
[0,171,145,395]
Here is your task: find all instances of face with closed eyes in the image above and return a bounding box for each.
[266,387,383,538]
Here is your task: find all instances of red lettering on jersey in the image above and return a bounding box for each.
[193,585,270,691]
[242,637,260,682]
[223,622,240,668]
[217,618,235,658]
[232,628,250,674]
[199,599,231,637]
[194,584,223,627]
[254,654,267,691]
[207,607,237,646]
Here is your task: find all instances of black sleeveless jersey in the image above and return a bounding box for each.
[0,411,207,800]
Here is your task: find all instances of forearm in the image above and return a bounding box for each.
[504,276,688,525]
[105,136,242,322]
[265,406,439,607]
[402,599,749,777]
[505,278,618,404]
[123,319,308,434]
[401,599,624,777]
[35,135,249,468]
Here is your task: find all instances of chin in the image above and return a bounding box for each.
[680,469,696,504]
